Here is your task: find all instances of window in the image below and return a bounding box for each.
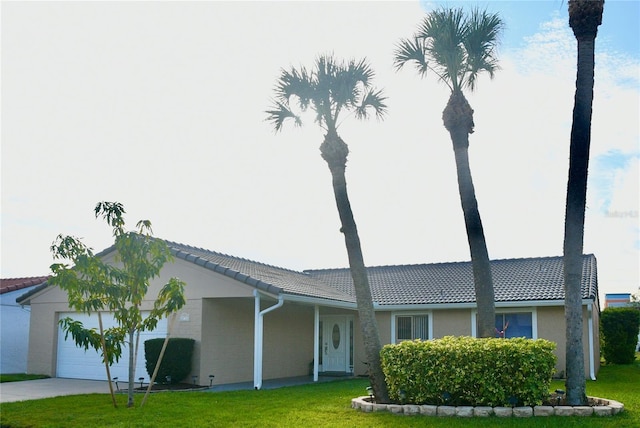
[495,312,533,339]
[396,315,429,342]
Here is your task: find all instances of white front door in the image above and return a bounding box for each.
[321,316,347,372]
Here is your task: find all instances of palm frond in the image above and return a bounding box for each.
[268,53,386,133]
[421,7,466,91]
[397,6,503,93]
[274,67,316,111]
[393,37,429,77]
[265,100,301,132]
[349,57,375,85]
[355,88,388,121]
[461,7,504,91]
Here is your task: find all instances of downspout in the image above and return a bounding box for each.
[253,290,284,390]
[313,305,319,382]
[587,302,596,380]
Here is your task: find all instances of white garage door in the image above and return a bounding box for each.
[57,312,167,381]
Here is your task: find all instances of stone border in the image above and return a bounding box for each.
[351,396,624,417]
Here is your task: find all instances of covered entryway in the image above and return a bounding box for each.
[319,315,353,373]
[56,312,167,381]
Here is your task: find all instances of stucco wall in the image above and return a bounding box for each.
[536,305,598,378]
[263,303,314,379]
[433,309,472,338]
[200,298,255,384]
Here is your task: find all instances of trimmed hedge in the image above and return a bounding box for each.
[380,336,556,407]
[144,338,195,384]
[601,307,640,364]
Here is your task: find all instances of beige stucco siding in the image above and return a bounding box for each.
[25,255,260,378]
[263,303,314,379]
[155,257,257,299]
[199,299,316,384]
[200,298,255,384]
[536,306,566,375]
[433,309,472,338]
[349,311,391,377]
[536,305,598,377]
[26,300,68,376]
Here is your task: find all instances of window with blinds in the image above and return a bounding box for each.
[396,315,429,342]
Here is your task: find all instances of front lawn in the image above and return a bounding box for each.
[1,360,638,427]
[0,374,49,383]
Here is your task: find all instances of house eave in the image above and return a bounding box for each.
[372,298,595,311]
[15,282,50,306]
[281,293,356,309]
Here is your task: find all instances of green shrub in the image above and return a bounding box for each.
[144,338,195,384]
[380,336,556,407]
[601,307,640,364]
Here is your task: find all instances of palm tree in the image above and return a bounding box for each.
[563,0,604,406]
[394,7,504,338]
[266,54,390,403]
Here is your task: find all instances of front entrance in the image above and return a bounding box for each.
[320,315,352,373]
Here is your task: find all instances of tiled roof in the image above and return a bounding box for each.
[305,254,598,306]
[15,237,598,309]
[0,276,49,294]
[165,241,356,303]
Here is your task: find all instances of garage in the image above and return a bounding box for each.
[56,312,167,381]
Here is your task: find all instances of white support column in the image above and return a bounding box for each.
[313,305,319,382]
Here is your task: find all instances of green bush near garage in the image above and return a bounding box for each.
[380,336,556,407]
[144,338,195,384]
[601,307,640,364]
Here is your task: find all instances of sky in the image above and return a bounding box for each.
[1,1,638,304]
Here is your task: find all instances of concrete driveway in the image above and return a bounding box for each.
[0,378,111,403]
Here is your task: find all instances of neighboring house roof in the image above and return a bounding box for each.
[16,238,598,308]
[306,254,598,306]
[0,276,49,294]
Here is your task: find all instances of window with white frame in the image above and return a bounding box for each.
[495,312,533,339]
[396,314,429,342]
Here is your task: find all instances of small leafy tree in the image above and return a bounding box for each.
[50,202,186,408]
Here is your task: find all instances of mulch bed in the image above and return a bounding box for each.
[543,393,605,407]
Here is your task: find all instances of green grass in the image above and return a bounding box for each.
[1,360,638,427]
[0,374,49,383]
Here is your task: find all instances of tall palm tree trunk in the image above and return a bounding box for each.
[564,0,602,405]
[443,91,495,338]
[321,130,390,403]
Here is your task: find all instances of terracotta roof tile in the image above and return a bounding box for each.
[0,276,49,294]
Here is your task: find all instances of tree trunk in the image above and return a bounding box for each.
[127,329,135,407]
[564,2,600,404]
[98,312,118,408]
[320,130,390,403]
[443,91,495,338]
